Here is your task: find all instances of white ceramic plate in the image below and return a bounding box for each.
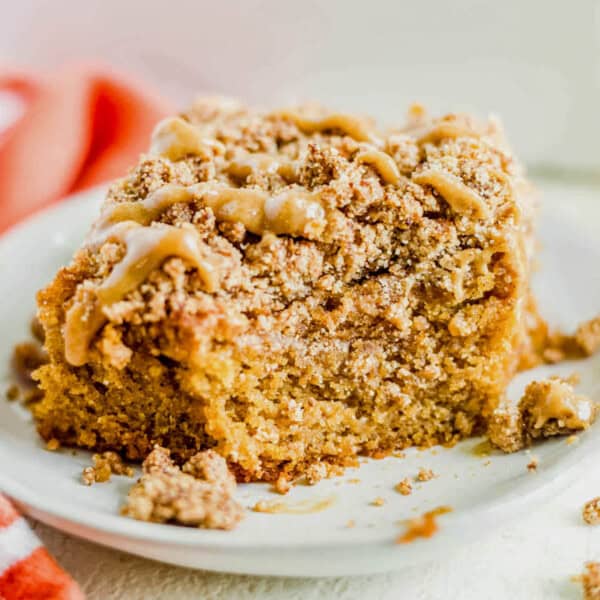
[0,182,599,577]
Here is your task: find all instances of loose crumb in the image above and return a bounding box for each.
[583,498,600,525]
[5,384,19,401]
[395,478,413,496]
[45,438,60,451]
[579,562,600,599]
[122,445,243,530]
[273,474,292,495]
[81,451,134,485]
[346,519,356,528]
[526,457,538,472]
[575,315,600,356]
[347,478,361,485]
[416,468,435,482]
[82,467,96,486]
[488,376,597,453]
[12,341,48,383]
[371,497,385,507]
[567,435,579,445]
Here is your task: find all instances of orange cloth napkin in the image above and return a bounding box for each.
[0,495,84,600]
[0,65,173,232]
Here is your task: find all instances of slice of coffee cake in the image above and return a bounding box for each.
[33,99,538,482]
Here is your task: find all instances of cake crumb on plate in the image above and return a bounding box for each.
[575,315,600,356]
[416,468,435,482]
[122,445,243,530]
[488,376,596,453]
[395,478,413,496]
[577,562,600,599]
[82,451,134,485]
[583,498,600,525]
[45,438,60,451]
[5,384,19,401]
[526,457,538,472]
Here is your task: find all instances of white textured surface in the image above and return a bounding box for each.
[15,180,600,597]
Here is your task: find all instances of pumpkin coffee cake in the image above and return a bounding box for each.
[33,98,540,483]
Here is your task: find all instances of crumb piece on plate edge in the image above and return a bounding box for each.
[82,450,134,485]
[487,374,597,453]
[583,498,600,526]
[416,467,435,482]
[395,478,413,496]
[575,562,600,599]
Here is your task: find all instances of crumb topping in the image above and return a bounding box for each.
[580,562,600,599]
[395,478,413,496]
[416,467,435,482]
[5,384,19,401]
[82,451,134,485]
[45,438,60,451]
[12,341,47,384]
[583,498,600,526]
[121,445,243,529]
[488,376,597,453]
[576,315,600,357]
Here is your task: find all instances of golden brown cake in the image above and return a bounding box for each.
[32,98,539,482]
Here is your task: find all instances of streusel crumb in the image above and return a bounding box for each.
[583,498,600,525]
[371,497,385,506]
[488,376,597,453]
[526,457,538,472]
[12,341,47,384]
[395,478,413,496]
[580,562,600,599]
[121,445,243,530]
[523,313,600,369]
[82,451,134,485]
[576,315,600,357]
[273,474,292,495]
[416,468,435,482]
[46,438,60,451]
[6,384,19,401]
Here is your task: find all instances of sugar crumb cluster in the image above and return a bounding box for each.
[121,445,244,530]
